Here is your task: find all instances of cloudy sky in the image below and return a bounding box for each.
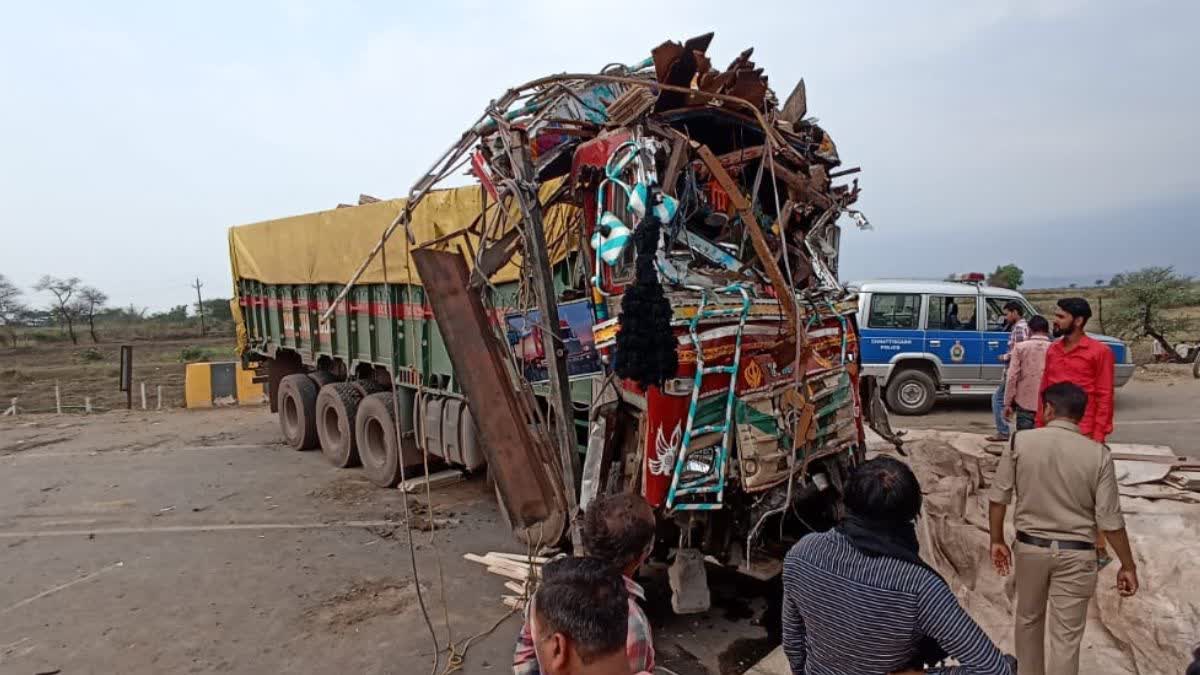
[1,0,1197,310]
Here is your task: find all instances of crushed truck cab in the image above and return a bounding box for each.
[230,32,898,612]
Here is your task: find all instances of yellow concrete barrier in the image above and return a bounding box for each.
[185,362,264,409]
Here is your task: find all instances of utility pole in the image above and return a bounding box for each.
[192,278,205,336]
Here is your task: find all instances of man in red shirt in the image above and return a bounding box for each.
[1038,297,1116,563]
[1038,298,1114,443]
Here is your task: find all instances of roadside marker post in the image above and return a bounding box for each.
[119,345,133,410]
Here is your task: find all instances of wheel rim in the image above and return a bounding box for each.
[283,395,300,435]
[364,417,387,466]
[323,406,342,447]
[898,381,927,408]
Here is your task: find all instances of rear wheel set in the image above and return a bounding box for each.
[274,373,433,488]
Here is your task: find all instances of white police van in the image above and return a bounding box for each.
[849,275,1134,415]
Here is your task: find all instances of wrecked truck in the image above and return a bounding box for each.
[229,32,897,612]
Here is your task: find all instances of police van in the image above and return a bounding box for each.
[849,275,1135,415]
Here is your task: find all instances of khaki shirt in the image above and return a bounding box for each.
[987,419,1125,542]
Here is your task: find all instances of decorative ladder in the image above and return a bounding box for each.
[666,284,752,511]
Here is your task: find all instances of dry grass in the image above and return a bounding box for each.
[0,335,237,412]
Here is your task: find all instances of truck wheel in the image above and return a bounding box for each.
[356,392,408,488]
[316,383,364,468]
[309,371,337,388]
[885,369,936,415]
[279,374,319,450]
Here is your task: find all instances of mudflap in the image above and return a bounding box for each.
[861,376,905,455]
[669,548,711,614]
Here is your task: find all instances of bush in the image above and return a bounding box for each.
[180,346,221,363]
[78,348,104,362]
[29,331,70,344]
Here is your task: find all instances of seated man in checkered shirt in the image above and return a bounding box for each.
[513,494,655,675]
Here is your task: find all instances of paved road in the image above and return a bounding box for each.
[0,409,761,674]
[897,377,1200,453]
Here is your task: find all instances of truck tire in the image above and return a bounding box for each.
[316,383,364,468]
[885,369,936,416]
[279,374,319,450]
[356,392,411,488]
[309,371,337,388]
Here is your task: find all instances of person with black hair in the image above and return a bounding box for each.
[1002,315,1052,433]
[1187,646,1200,675]
[988,381,1139,675]
[528,557,644,675]
[1038,297,1114,443]
[988,301,1031,442]
[1039,297,1118,561]
[514,494,655,675]
[782,456,1012,674]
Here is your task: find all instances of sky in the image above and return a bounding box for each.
[1,0,1197,311]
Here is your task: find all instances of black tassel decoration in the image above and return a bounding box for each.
[613,208,678,390]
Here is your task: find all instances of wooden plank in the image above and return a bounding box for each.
[399,468,464,493]
[1110,452,1199,465]
[488,552,551,564]
[505,581,526,595]
[488,566,531,582]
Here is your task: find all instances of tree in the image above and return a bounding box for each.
[1095,279,1105,287]
[153,305,189,322]
[34,275,83,344]
[196,298,233,322]
[987,264,1024,290]
[79,286,109,343]
[0,274,26,347]
[1110,273,1126,288]
[1107,266,1198,363]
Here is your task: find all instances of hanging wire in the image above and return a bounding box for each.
[379,236,442,675]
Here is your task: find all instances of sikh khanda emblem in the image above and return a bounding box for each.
[950,340,966,363]
[743,358,764,389]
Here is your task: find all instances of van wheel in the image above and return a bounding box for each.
[885,369,936,415]
[316,383,364,468]
[279,374,319,450]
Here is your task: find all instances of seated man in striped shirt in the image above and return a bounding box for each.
[782,457,1013,674]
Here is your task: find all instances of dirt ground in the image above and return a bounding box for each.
[1,369,1196,674]
[0,407,764,675]
[0,335,236,413]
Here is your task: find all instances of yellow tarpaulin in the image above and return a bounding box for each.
[227,179,579,353]
[228,179,578,288]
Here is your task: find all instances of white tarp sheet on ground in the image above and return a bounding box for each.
[752,429,1198,675]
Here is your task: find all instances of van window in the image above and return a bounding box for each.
[927,295,977,331]
[985,297,1039,331]
[868,293,921,329]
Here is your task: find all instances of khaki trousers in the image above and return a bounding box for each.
[1013,541,1098,675]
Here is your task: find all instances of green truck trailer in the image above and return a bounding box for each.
[230,182,585,489]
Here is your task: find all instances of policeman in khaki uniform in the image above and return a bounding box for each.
[987,382,1139,675]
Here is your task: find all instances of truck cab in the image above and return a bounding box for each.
[850,277,1135,415]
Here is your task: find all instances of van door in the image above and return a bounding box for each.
[982,297,1016,382]
[924,294,983,383]
[860,292,924,366]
